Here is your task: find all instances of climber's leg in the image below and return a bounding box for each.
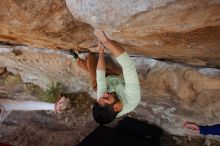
[77,58,89,72]
[86,53,98,90]
[70,49,88,72]
[77,52,123,91]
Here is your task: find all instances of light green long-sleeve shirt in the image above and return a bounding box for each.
[96,52,141,117]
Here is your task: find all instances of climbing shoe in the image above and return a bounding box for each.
[69,49,79,62]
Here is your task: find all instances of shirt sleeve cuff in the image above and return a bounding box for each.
[96,70,105,79]
[116,52,131,66]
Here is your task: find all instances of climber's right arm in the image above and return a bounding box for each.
[96,42,107,99]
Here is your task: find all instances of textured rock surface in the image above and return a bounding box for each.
[66,0,220,66]
[0,111,94,146]
[0,45,92,93]
[0,0,220,66]
[0,0,95,50]
[0,45,220,139]
[0,72,96,145]
[0,64,220,146]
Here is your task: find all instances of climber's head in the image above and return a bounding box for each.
[92,92,122,125]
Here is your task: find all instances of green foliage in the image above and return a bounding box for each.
[40,82,62,103]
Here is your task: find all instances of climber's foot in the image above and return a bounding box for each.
[69,49,79,62]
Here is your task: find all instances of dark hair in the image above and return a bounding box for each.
[92,102,117,125]
[92,92,120,125]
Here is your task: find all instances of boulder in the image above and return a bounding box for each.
[0,0,95,50]
[0,0,219,66]
[66,0,220,67]
[1,45,220,138]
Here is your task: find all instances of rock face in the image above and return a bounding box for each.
[66,0,220,66]
[0,0,220,66]
[0,45,92,93]
[0,0,95,50]
[0,67,6,75]
[0,71,96,146]
[1,45,220,138]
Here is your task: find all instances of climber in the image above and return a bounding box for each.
[67,29,141,125]
[184,121,220,136]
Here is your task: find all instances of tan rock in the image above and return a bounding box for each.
[0,0,95,50]
[0,0,219,66]
[66,0,220,66]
